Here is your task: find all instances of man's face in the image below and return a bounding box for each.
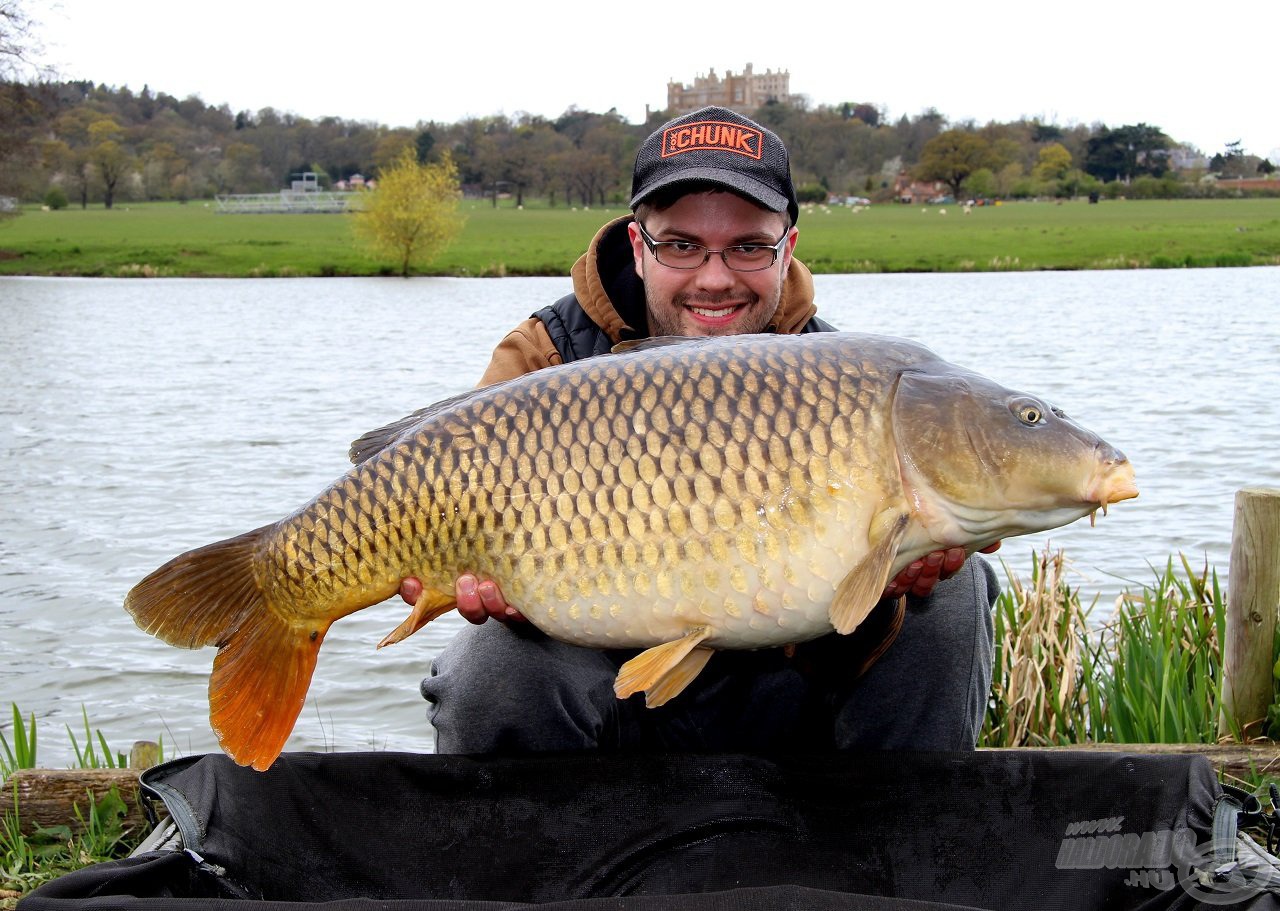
[628,191,798,338]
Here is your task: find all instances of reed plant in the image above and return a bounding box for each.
[981,549,1230,747]
[982,549,1103,746]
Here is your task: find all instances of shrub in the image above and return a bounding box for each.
[43,187,68,210]
[795,182,828,204]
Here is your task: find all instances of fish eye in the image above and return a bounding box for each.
[1012,399,1047,426]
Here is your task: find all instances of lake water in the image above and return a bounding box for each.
[2,268,1278,766]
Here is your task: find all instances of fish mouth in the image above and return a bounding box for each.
[1086,457,1138,525]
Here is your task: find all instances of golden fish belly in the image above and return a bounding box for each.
[471,476,885,651]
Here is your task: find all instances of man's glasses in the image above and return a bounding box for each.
[636,222,788,272]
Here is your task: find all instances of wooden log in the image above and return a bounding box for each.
[0,768,149,837]
[1219,487,1280,739]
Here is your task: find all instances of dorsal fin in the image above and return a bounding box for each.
[611,336,709,355]
[348,388,485,465]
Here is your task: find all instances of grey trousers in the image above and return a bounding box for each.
[422,557,998,754]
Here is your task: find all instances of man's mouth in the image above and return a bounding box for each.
[688,304,742,319]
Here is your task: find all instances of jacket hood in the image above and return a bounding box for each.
[569,215,818,345]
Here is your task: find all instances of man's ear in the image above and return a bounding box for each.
[627,220,646,280]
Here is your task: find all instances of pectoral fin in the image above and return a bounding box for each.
[377,587,457,648]
[615,627,713,703]
[830,510,909,634]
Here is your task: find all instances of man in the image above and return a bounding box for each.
[405,106,998,754]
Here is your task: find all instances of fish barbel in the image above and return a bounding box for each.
[125,333,1137,770]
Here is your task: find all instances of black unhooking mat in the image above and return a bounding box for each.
[20,749,1280,910]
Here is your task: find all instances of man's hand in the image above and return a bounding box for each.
[399,575,526,625]
[882,542,1001,600]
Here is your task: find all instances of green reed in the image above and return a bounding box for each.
[0,707,36,782]
[1100,555,1226,744]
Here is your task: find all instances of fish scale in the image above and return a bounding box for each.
[125,332,1138,770]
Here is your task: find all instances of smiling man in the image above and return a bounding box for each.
[472,106,827,386]
[414,107,999,754]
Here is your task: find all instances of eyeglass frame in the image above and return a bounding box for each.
[634,221,790,272]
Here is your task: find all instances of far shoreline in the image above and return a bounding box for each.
[1,197,1278,279]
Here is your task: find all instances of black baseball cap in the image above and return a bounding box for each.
[630,106,800,225]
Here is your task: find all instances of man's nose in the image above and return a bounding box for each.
[693,252,737,290]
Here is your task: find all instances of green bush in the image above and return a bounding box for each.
[42,187,68,210]
[795,182,828,204]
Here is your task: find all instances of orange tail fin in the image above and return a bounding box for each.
[124,527,326,771]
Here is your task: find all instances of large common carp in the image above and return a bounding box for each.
[126,333,1137,770]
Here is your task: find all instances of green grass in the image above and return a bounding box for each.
[1,705,159,905]
[1,198,1278,277]
[2,787,134,904]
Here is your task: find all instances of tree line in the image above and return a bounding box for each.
[0,79,1275,211]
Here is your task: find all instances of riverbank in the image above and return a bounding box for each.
[1,198,1278,278]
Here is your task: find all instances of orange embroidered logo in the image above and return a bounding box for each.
[661,121,763,159]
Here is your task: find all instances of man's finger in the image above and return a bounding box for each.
[400,577,422,606]
[455,575,488,624]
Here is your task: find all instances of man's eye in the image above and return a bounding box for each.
[667,242,702,254]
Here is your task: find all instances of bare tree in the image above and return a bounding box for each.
[0,0,45,79]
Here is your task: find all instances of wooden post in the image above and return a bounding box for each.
[1219,487,1280,739]
[129,740,162,770]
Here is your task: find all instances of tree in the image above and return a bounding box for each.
[0,0,43,79]
[964,167,997,199]
[916,130,994,200]
[415,130,435,163]
[0,2,47,217]
[1031,143,1072,182]
[88,118,130,208]
[217,141,265,193]
[353,147,463,278]
[1084,123,1171,183]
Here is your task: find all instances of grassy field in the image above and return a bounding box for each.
[1,197,1278,278]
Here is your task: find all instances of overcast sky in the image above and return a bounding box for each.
[29,0,1279,162]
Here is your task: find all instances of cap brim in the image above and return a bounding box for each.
[630,166,789,214]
